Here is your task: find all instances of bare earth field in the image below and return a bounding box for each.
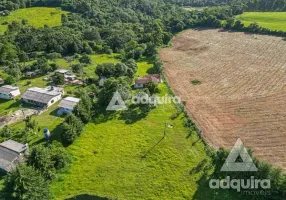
[160,29,286,169]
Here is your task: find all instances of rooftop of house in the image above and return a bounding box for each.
[0,140,28,154]
[0,140,28,172]
[22,86,63,104]
[55,69,70,74]
[0,85,19,94]
[135,74,161,85]
[58,97,81,110]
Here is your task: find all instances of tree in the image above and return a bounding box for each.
[61,123,78,145]
[2,165,50,200]
[28,145,56,180]
[50,143,71,170]
[79,54,92,64]
[61,113,84,145]
[98,77,130,106]
[146,81,159,95]
[52,73,65,85]
[114,63,128,77]
[71,63,83,74]
[5,75,16,85]
[61,14,68,24]
[73,92,93,124]
[24,116,38,133]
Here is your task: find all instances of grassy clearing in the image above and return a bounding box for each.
[50,103,209,200]
[0,55,241,199]
[10,103,64,144]
[236,12,286,31]
[0,7,68,34]
[49,59,240,200]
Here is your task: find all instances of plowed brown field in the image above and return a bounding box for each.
[160,29,286,169]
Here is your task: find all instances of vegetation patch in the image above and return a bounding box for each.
[191,80,202,85]
[236,12,286,31]
[0,7,67,34]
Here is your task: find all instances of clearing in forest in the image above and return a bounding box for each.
[0,7,67,34]
[236,12,286,31]
[160,29,286,169]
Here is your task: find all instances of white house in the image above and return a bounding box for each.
[57,97,80,115]
[0,140,29,173]
[21,86,64,108]
[0,85,21,100]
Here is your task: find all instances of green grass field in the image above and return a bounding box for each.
[0,7,68,34]
[0,55,242,199]
[236,12,286,31]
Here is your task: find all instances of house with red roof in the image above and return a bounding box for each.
[134,74,163,89]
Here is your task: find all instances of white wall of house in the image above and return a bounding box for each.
[57,107,73,115]
[0,89,20,100]
[10,89,21,98]
[134,83,144,89]
[46,95,62,107]
[23,94,62,108]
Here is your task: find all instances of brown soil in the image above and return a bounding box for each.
[159,29,286,169]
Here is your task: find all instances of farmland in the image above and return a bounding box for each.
[160,29,286,169]
[0,7,67,34]
[236,12,286,31]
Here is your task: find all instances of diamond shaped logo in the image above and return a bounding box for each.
[221,138,258,172]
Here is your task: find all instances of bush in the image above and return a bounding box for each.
[61,114,84,145]
[2,165,50,200]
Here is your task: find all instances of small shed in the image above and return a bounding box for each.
[0,85,21,100]
[57,97,80,115]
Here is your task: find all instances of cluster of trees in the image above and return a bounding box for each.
[2,57,59,84]
[211,148,286,200]
[95,59,138,79]
[1,143,70,200]
[61,91,92,145]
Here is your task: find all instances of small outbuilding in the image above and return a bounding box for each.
[0,140,29,173]
[0,85,21,100]
[57,97,80,115]
[25,71,37,78]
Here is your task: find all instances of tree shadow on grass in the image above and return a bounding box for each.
[119,104,153,124]
[65,194,110,200]
[192,172,242,200]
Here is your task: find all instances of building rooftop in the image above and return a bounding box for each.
[58,97,80,110]
[55,69,70,74]
[0,139,28,154]
[22,87,63,104]
[135,74,161,85]
[0,140,27,172]
[0,85,19,94]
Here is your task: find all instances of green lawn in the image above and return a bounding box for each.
[10,103,64,144]
[236,12,286,31]
[0,7,68,34]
